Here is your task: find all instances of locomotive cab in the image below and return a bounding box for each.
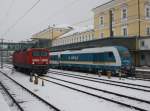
[13,48,49,75]
[116,47,135,76]
[29,49,49,74]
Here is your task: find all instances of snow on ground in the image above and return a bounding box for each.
[50,69,150,87]
[136,67,150,72]
[45,73,150,110]
[0,73,54,111]
[1,67,138,111]
[0,92,11,111]
[47,72,150,101]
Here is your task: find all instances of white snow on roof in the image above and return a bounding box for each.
[59,25,94,39]
[53,24,72,29]
[60,46,117,54]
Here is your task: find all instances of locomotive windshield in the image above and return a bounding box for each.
[116,47,130,58]
[32,51,48,57]
[119,51,130,58]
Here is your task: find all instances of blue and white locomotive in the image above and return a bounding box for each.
[50,46,134,76]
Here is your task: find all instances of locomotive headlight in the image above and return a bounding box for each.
[32,62,35,64]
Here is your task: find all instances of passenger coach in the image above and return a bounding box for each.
[50,46,134,76]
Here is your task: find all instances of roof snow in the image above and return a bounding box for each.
[58,25,94,39]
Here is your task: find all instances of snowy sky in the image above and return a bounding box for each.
[0,0,110,42]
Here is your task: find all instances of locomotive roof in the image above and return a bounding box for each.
[59,46,127,54]
[27,48,49,50]
[14,48,49,53]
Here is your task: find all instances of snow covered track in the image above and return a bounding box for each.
[0,82,24,111]
[39,75,149,111]
[0,71,61,111]
[49,70,150,92]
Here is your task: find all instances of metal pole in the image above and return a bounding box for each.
[0,38,4,69]
[48,25,51,47]
[138,0,140,37]
[50,24,55,47]
[109,10,113,37]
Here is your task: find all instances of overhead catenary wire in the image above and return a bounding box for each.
[71,0,140,27]
[1,0,41,38]
[0,0,15,27]
[1,0,82,39]
[1,0,140,40]
[33,0,82,29]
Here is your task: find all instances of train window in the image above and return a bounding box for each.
[40,51,48,56]
[108,52,113,58]
[32,51,39,56]
[32,51,48,57]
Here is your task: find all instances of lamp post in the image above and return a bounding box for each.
[48,24,55,47]
[48,25,51,47]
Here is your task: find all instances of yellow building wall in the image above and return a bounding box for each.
[94,0,150,38]
[32,28,70,40]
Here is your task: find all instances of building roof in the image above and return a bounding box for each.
[53,24,73,29]
[92,0,114,11]
[58,25,94,39]
[31,24,72,40]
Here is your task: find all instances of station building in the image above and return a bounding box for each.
[92,0,150,38]
[52,26,95,47]
[92,0,150,66]
[31,25,72,47]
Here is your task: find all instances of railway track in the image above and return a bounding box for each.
[48,70,150,92]
[3,65,150,110]
[4,64,150,81]
[38,74,150,111]
[135,70,150,80]
[0,82,24,111]
[0,71,61,111]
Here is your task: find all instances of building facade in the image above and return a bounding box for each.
[32,25,72,40]
[52,26,95,47]
[93,0,150,38]
[138,37,150,66]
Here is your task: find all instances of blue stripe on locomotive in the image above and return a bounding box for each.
[61,63,121,72]
[61,52,116,62]
[50,52,119,72]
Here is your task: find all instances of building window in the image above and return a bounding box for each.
[145,5,150,18]
[111,10,115,23]
[140,41,145,47]
[141,54,145,61]
[100,16,104,26]
[121,7,127,20]
[146,27,150,35]
[92,34,94,39]
[122,26,128,37]
[100,32,104,38]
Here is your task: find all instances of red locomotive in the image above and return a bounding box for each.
[13,48,50,75]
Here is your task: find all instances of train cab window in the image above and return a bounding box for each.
[32,51,48,57]
[40,51,48,56]
[32,51,39,56]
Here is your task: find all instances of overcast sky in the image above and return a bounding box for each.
[0,0,110,42]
